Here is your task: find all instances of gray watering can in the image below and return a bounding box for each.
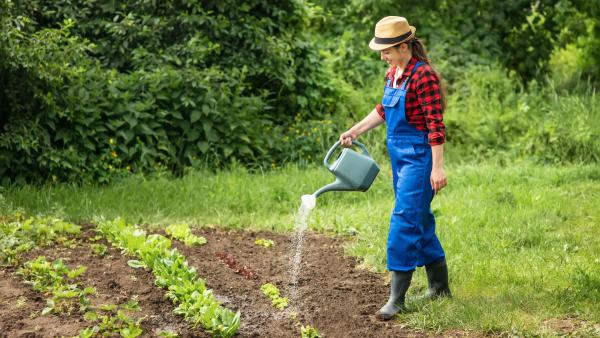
[313,140,380,197]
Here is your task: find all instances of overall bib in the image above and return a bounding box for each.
[382,61,445,272]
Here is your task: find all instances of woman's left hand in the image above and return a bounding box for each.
[430,167,447,194]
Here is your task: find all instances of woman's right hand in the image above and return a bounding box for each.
[339,129,357,148]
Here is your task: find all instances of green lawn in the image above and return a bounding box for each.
[2,162,599,336]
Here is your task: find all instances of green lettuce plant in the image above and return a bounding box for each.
[165,223,207,246]
[17,256,95,315]
[260,283,289,310]
[254,238,275,248]
[0,215,81,266]
[80,300,143,338]
[96,218,239,338]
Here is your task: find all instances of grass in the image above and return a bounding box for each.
[1,161,599,336]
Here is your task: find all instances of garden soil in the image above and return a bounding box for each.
[169,227,441,338]
[0,224,205,338]
[0,225,463,337]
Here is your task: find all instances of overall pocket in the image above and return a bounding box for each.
[382,89,403,107]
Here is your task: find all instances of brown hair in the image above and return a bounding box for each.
[396,38,447,110]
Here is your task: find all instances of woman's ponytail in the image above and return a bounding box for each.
[404,38,447,111]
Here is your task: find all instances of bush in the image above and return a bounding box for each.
[1,0,598,184]
[0,1,349,184]
[444,64,600,164]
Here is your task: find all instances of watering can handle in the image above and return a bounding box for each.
[323,140,372,167]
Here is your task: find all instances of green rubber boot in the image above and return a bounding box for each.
[422,258,451,299]
[375,270,414,321]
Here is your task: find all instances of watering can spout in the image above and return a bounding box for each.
[313,179,353,198]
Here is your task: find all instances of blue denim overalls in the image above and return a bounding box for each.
[382,61,445,272]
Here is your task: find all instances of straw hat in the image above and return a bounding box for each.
[369,16,416,51]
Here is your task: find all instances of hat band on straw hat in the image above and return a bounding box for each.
[373,31,413,45]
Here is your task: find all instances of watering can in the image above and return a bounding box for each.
[313,140,380,197]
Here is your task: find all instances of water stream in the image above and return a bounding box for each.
[287,194,316,311]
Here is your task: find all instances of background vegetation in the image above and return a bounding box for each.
[1,0,599,184]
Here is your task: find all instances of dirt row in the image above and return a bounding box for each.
[0,225,206,337]
[0,224,436,337]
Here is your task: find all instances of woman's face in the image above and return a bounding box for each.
[380,43,409,67]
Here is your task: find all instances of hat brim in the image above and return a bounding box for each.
[369,26,416,51]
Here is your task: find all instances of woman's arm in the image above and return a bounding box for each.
[430,144,447,193]
[415,67,447,193]
[339,108,385,147]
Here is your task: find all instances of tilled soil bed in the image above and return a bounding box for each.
[0,225,438,337]
[0,225,205,338]
[167,228,431,338]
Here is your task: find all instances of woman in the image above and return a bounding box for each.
[339,16,451,320]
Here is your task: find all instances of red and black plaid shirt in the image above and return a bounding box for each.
[375,57,445,145]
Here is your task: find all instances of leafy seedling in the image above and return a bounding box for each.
[165,223,207,246]
[91,243,108,257]
[260,283,289,310]
[96,218,240,337]
[15,296,27,308]
[301,325,322,338]
[158,329,179,337]
[0,216,81,266]
[17,256,94,315]
[80,300,143,338]
[254,238,275,248]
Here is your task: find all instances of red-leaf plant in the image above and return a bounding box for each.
[215,252,258,280]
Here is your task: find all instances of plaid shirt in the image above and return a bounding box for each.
[375,57,445,145]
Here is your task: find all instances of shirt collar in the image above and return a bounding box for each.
[385,56,419,82]
[402,56,419,78]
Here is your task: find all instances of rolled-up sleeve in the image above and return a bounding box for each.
[375,103,385,119]
[415,69,445,145]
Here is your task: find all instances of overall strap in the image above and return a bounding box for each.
[400,61,424,90]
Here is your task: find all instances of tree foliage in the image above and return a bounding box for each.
[0,0,343,183]
[315,0,600,83]
[0,0,598,184]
